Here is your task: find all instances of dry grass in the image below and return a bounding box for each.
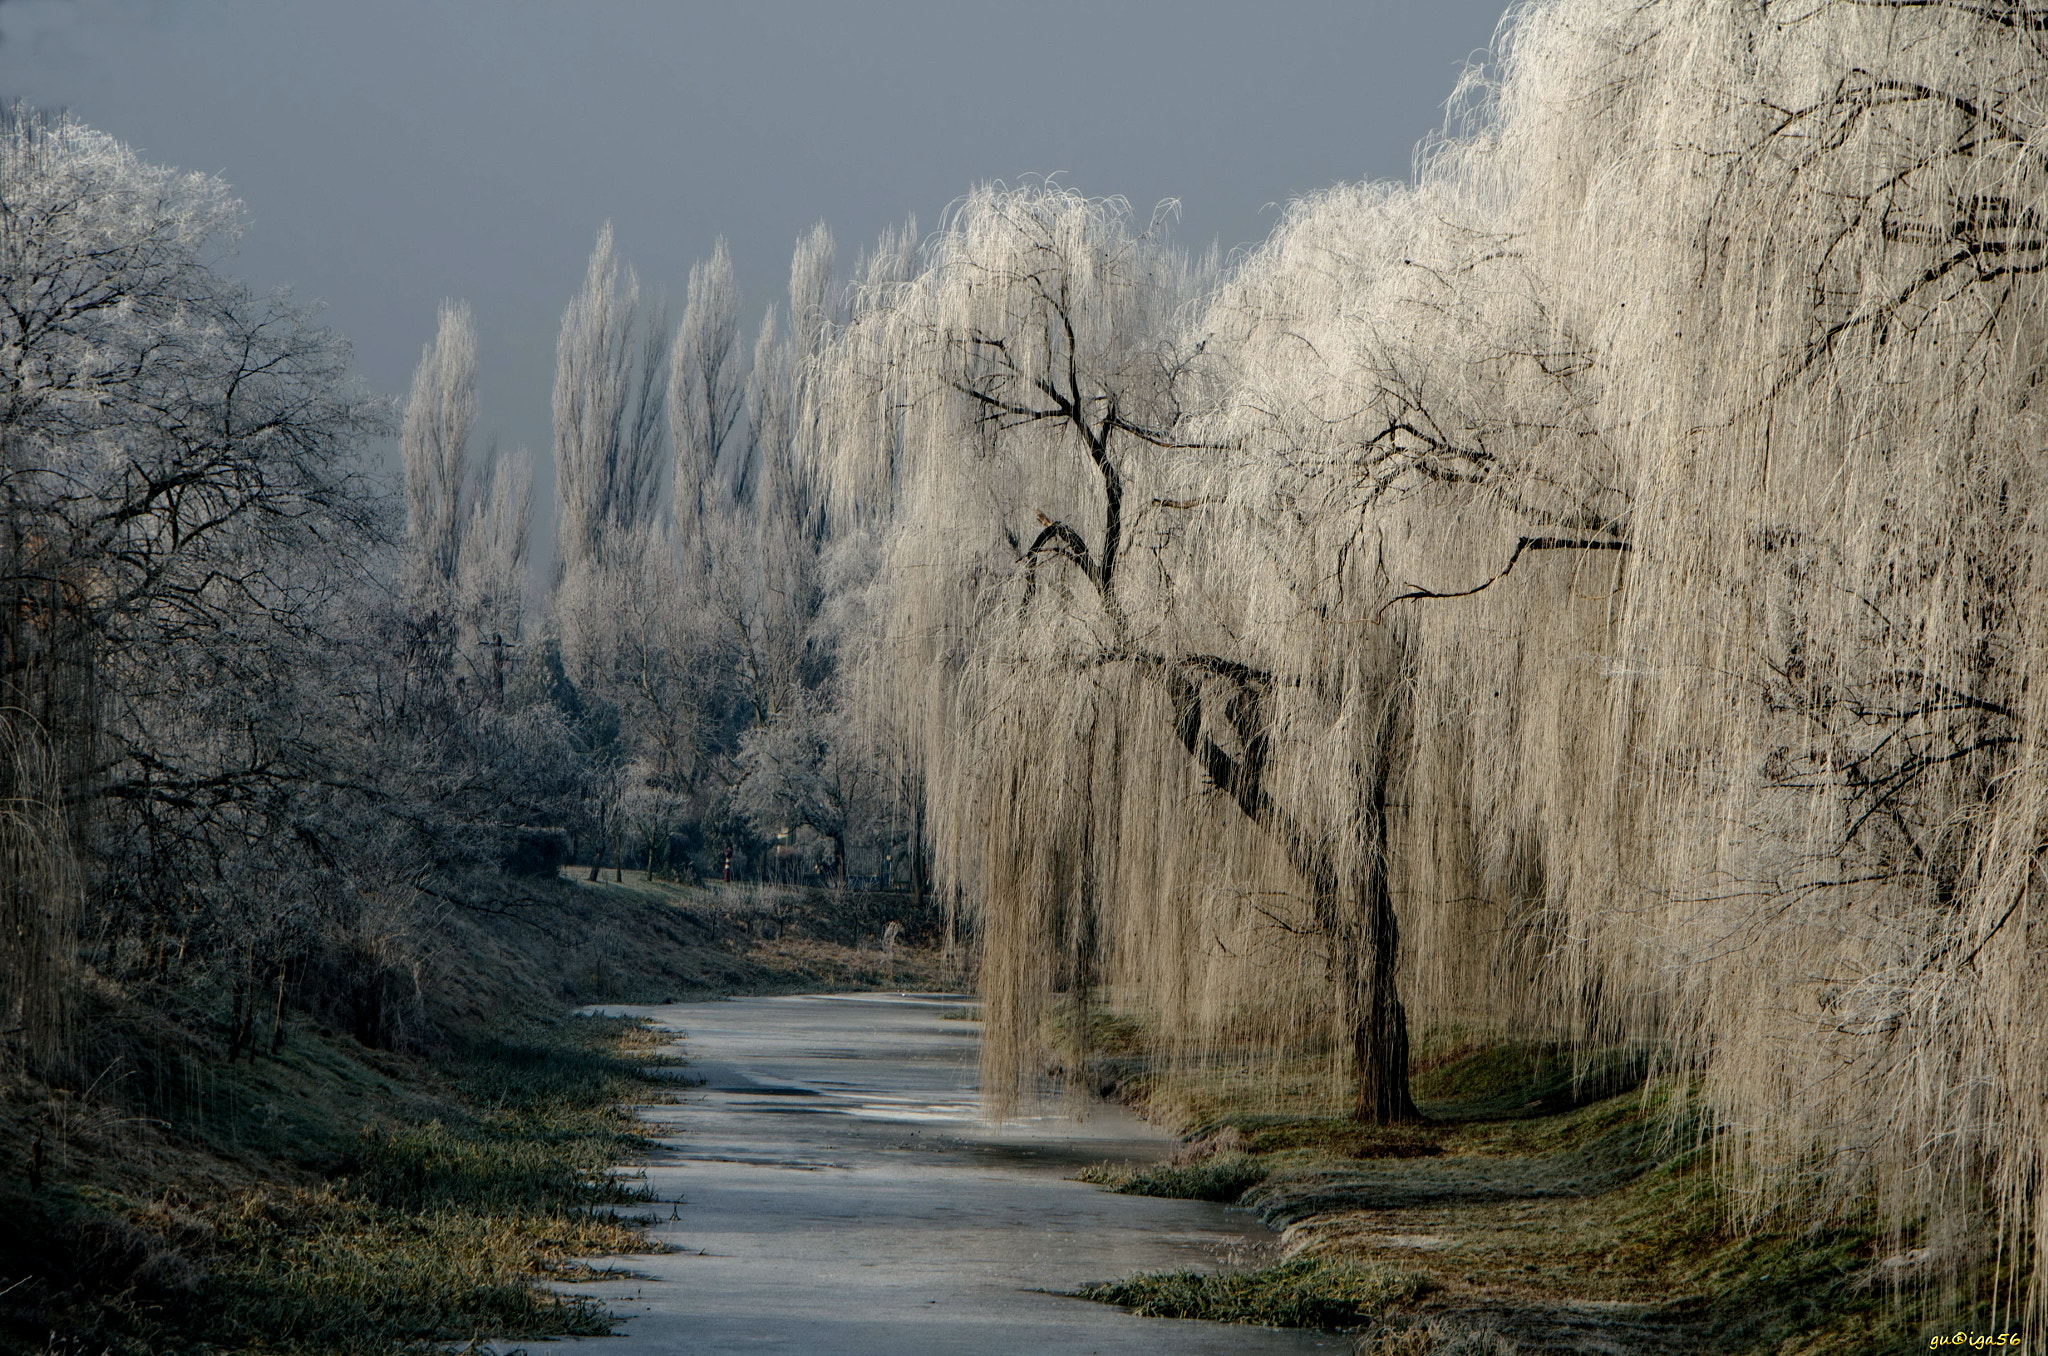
[0,873,958,1355]
[0,1012,658,1355]
[1075,1037,1983,1351]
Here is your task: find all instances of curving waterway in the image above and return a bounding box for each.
[509,992,1343,1355]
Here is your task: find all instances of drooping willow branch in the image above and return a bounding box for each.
[1077,643,1342,907]
[1836,0,2048,30]
[958,297,1352,924]
[1377,535,1630,618]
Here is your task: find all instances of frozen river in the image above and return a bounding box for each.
[511,992,1342,1355]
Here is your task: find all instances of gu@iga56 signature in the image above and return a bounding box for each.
[1929,1334,2022,1349]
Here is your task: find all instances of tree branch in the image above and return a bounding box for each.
[1377,536,1630,618]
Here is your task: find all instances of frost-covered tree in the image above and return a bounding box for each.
[400,299,477,600]
[0,110,385,1057]
[1168,0,2048,1318]
[397,301,541,721]
[1446,0,2048,1312]
[747,227,839,720]
[554,223,666,581]
[670,237,746,526]
[665,237,768,730]
[787,220,837,369]
[456,446,533,686]
[820,185,1433,1118]
[1186,165,1633,1100]
[552,223,668,686]
[735,688,863,887]
[653,229,841,783]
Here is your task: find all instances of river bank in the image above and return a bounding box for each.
[7,869,1968,1355]
[1082,1044,1964,1354]
[0,876,951,1355]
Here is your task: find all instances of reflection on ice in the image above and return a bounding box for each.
[840,1102,982,1123]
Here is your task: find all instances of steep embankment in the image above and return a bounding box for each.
[0,876,955,1356]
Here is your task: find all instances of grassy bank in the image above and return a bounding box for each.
[1073,1036,2002,1353]
[1,875,957,1355]
[0,1010,656,1354]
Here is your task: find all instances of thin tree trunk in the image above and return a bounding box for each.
[910,798,927,915]
[269,960,290,1056]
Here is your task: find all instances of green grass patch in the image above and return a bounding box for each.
[1411,1039,1651,1119]
[193,1018,660,1353]
[342,1024,658,1217]
[1075,1255,1429,1328]
[190,1187,627,1354]
[1076,1153,1269,1202]
[1233,1116,1446,1161]
[1079,1035,1979,1350]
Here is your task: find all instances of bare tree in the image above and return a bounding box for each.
[0,111,385,1058]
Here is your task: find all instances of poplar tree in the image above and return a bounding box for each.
[399,300,477,601]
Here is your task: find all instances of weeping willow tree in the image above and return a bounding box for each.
[1185,162,1632,1088]
[1236,0,2048,1316]
[1454,0,2048,1312]
[814,0,2048,1319]
[821,186,1438,1120]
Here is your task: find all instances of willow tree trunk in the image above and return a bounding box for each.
[1161,660,1418,1122]
[1317,875,1414,1123]
[1344,704,1416,1123]
[1345,867,1415,1123]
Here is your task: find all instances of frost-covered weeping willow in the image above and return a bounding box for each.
[821,185,1426,1119]
[1457,0,2048,1298]
[817,0,2048,1319]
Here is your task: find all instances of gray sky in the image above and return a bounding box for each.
[1,0,1508,551]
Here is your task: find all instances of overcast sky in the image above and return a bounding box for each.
[1,0,1509,551]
